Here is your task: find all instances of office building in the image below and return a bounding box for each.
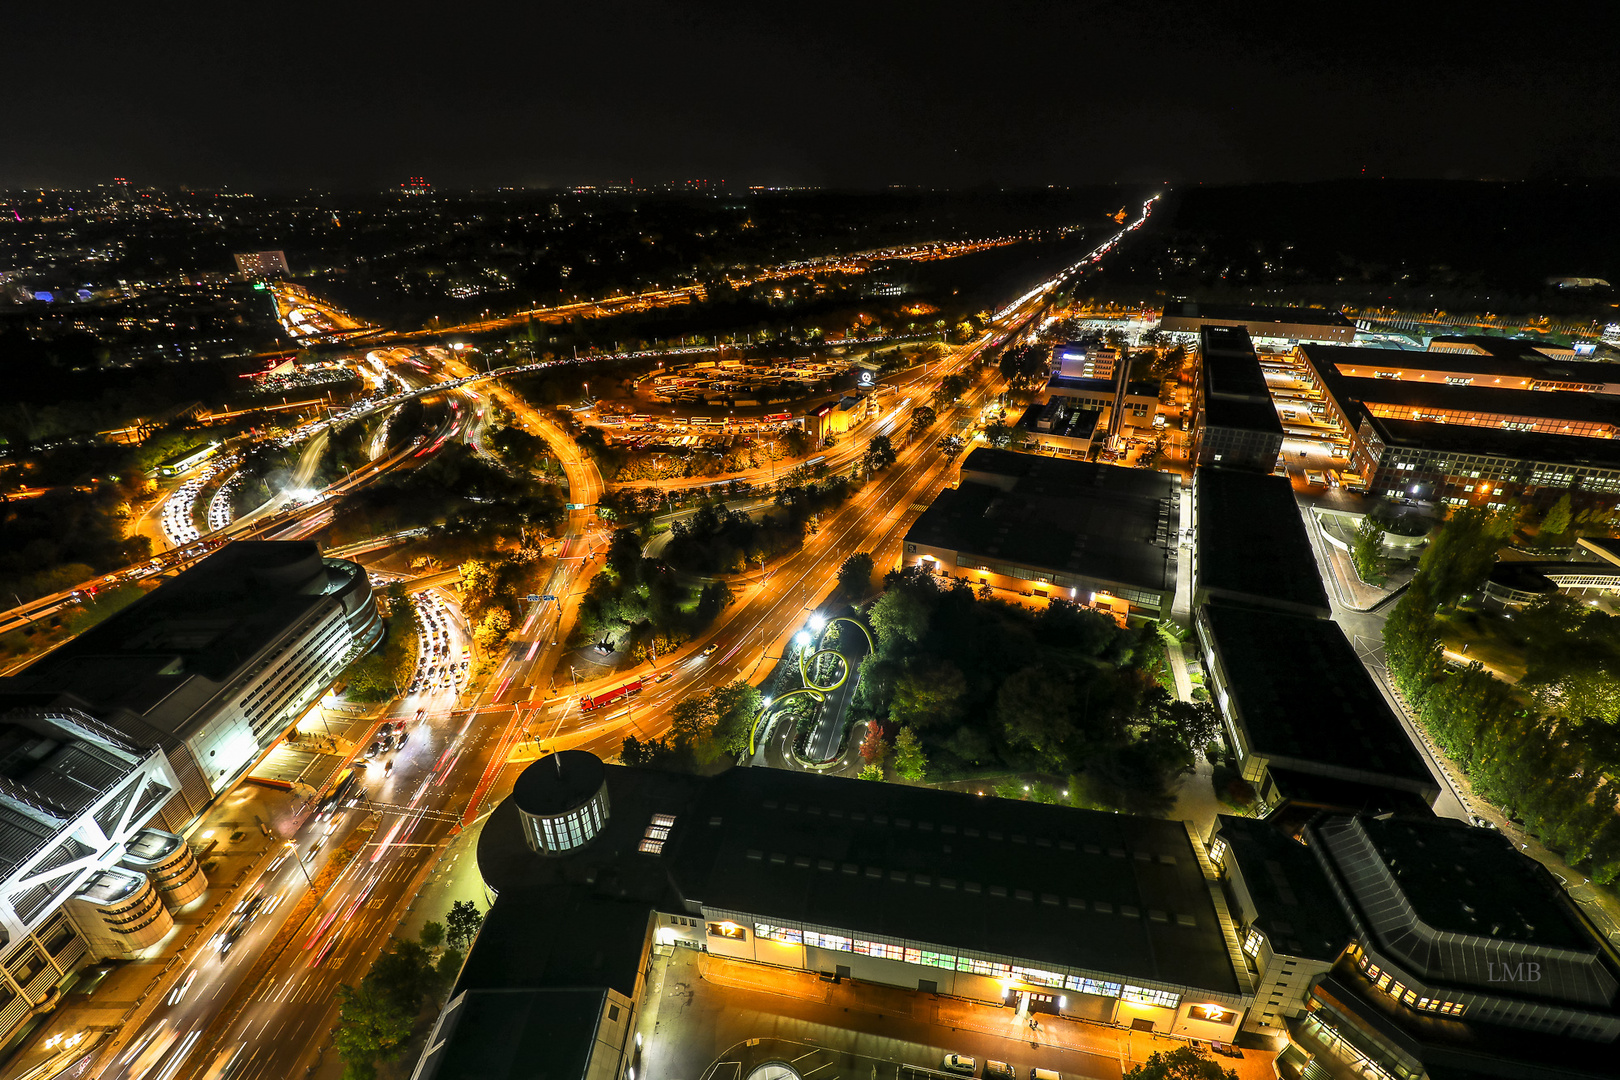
[0,710,204,1045]
[1213,812,1620,1079]
[1191,326,1285,472]
[0,542,382,1045]
[1194,602,1440,814]
[1159,302,1356,345]
[1297,342,1620,510]
[232,250,290,280]
[416,754,1255,1080]
[1054,342,1118,380]
[901,448,1178,619]
[1192,467,1330,618]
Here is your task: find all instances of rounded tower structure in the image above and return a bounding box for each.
[512,750,610,855]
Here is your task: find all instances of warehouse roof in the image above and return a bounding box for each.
[909,451,1177,592]
[672,768,1242,995]
[1201,602,1435,795]
[1194,467,1329,616]
[472,760,1245,1001]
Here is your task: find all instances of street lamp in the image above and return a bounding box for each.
[285,840,315,888]
[794,631,812,650]
[808,614,826,633]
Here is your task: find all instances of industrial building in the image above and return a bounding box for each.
[423,753,1620,1080]
[1212,812,1620,1079]
[1297,342,1620,511]
[1159,302,1356,345]
[418,752,1255,1080]
[901,448,1179,619]
[1194,602,1441,815]
[0,542,381,1046]
[1191,467,1331,618]
[1191,325,1285,472]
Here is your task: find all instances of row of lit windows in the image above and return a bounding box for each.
[1357,953,1466,1016]
[749,922,1178,1007]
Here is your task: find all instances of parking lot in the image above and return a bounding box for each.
[636,950,1278,1080]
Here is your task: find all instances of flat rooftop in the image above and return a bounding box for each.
[472,762,1245,1001]
[0,542,362,744]
[1194,468,1329,614]
[1166,302,1354,330]
[1017,402,1100,441]
[1203,395,1285,435]
[671,768,1243,996]
[911,449,1177,591]
[1215,815,1350,963]
[1201,602,1434,791]
[1370,416,1620,470]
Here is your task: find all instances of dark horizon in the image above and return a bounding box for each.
[4,1,1616,191]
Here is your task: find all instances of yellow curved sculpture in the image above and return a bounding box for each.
[748,616,875,757]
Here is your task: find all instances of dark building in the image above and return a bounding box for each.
[1192,467,1331,618]
[901,448,1178,619]
[1160,302,1356,345]
[1213,812,1620,1079]
[1191,326,1285,472]
[419,755,1258,1079]
[1194,602,1440,814]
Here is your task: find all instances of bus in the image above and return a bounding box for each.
[317,767,362,818]
[580,678,645,712]
[157,443,219,477]
[762,412,793,424]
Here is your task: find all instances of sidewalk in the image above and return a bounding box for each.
[690,953,1278,1080]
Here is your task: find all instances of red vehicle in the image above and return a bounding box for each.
[762,412,792,423]
[580,678,645,712]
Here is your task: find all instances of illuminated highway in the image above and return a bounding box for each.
[28,196,1163,1080]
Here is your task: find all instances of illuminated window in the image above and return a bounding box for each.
[1207,837,1228,865]
[1243,928,1263,957]
[1123,985,1181,1009]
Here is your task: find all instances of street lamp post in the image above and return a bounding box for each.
[286,840,315,889]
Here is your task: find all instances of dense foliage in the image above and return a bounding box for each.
[326,444,563,555]
[575,528,734,658]
[855,568,1219,814]
[1383,507,1620,883]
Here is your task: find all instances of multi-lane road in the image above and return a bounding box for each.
[38,197,1164,1080]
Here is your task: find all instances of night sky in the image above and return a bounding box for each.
[5,1,1615,190]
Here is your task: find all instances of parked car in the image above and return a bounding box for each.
[942,1056,976,1076]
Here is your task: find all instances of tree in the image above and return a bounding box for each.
[890,661,967,730]
[1350,516,1386,584]
[837,552,875,599]
[446,900,484,952]
[869,587,931,651]
[863,434,896,472]
[458,559,498,616]
[333,982,413,1076]
[858,762,885,781]
[419,921,445,950]
[997,667,1077,771]
[1543,494,1573,538]
[860,723,887,765]
[908,405,937,440]
[982,422,1013,448]
[893,726,927,780]
[473,607,512,651]
[1124,1046,1238,1080]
